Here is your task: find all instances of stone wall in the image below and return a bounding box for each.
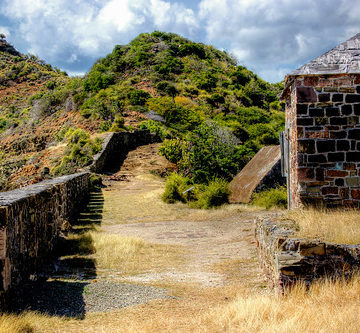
[0,172,90,307]
[90,130,160,173]
[285,74,360,208]
[255,217,360,293]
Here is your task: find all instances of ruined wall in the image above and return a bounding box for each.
[0,172,90,307]
[255,218,360,293]
[90,130,160,173]
[286,74,360,208]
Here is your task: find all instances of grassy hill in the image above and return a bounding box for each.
[0,31,284,191]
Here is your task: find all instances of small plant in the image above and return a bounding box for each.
[162,173,191,204]
[251,186,287,209]
[191,179,229,209]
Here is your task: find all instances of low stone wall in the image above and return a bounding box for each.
[90,130,160,173]
[0,172,90,307]
[255,218,360,293]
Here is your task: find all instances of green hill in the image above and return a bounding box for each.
[0,31,284,191]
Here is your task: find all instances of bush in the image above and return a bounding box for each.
[251,187,287,209]
[191,179,229,209]
[162,173,191,204]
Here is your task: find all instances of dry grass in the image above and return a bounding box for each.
[88,231,185,272]
[287,208,360,244]
[201,275,360,333]
[13,276,360,332]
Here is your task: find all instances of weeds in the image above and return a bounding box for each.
[251,186,287,209]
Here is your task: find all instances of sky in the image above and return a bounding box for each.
[0,0,359,83]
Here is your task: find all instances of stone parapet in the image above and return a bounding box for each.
[255,217,360,293]
[0,172,90,308]
[90,130,160,173]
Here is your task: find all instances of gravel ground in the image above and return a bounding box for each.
[13,280,175,318]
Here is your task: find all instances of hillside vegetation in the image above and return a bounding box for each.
[0,32,284,192]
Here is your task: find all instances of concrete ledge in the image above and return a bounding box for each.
[0,172,90,308]
[255,218,360,293]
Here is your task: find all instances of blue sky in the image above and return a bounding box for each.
[0,0,359,82]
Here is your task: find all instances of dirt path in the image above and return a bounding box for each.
[24,144,283,332]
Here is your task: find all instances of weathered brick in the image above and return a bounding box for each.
[297,87,318,103]
[339,87,355,93]
[348,116,359,126]
[328,152,345,162]
[321,186,338,195]
[298,139,315,153]
[335,178,345,186]
[318,93,330,102]
[345,94,360,103]
[332,93,344,102]
[315,168,325,181]
[351,189,360,199]
[336,140,350,151]
[309,108,324,117]
[325,107,340,117]
[344,200,360,208]
[346,177,360,187]
[314,117,328,126]
[354,104,360,115]
[341,104,353,115]
[330,117,348,125]
[304,76,319,86]
[297,118,314,126]
[316,140,335,153]
[343,163,356,170]
[348,128,360,139]
[351,141,357,150]
[297,127,304,138]
[339,187,349,198]
[298,167,315,181]
[308,154,327,163]
[327,169,348,177]
[323,87,338,92]
[297,104,309,115]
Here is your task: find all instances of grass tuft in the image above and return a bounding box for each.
[251,186,287,209]
[288,208,360,244]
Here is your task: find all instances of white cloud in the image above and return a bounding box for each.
[0,26,10,37]
[198,0,360,81]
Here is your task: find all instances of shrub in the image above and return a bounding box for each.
[191,179,229,209]
[251,186,287,209]
[162,173,191,204]
[138,120,168,140]
[128,89,151,105]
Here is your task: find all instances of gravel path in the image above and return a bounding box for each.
[14,280,174,317]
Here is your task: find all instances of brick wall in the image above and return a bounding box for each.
[0,172,90,308]
[285,74,360,208]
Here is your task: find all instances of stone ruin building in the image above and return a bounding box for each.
[281,33,360,209]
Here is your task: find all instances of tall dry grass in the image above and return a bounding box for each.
[287,209,360,244]
[201,276,360,333]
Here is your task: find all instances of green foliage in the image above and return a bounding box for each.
[110,115,125,132]
[128,89,151,105]
[138,119,168,140]
[191,179,229,209]
[251,187,288,209]
[53,128,102,175]
[159,139,186,163]
[84,65,114,93]
[162,173,191,203]
[99,120,112,132]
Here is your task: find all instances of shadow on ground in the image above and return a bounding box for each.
[11,189,104,318]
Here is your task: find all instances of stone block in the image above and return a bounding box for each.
[304,77,319,86]
[328,152,345,162]
[318,93,330,102]
[298,168,315,181]
[321,186,338,195]
[309,108,324,117]
[327,169,348,178]
[316,140,335,153]
[298,139,315,154]
[297,87,318,103]
[341,104,353,115]
[354,104,360,115]
[346,94,360,103]
[346,177,360,187]
[346,152,360,162]
[339,187,349,198]
[339,87,355,93]
[308,154,327,163]
[299,242,325,256]
[332,94,344,102]
[325,107,340,117]
[297,117,314,126]
[297,104,309,115]
[315,168,325,181]
[336,140,350,151]
[330,117,348,125]
[348,128,360,139]
[329,130,347,139]
[343,163,356,170]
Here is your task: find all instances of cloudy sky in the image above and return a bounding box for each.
[0,0,359,82]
